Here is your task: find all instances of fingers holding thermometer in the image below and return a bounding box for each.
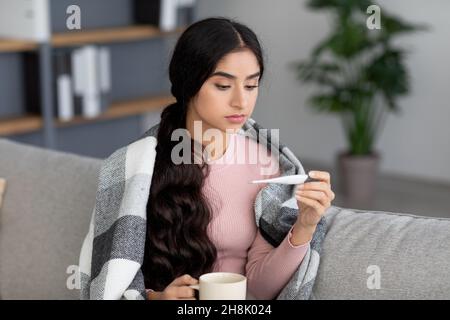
[249,171,335,204]
[296,171,335,207]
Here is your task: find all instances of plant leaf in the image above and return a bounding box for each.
[309,91,353,113]
[364,49,409,99]
[294,61,341,87]
[379,13,428,42]
[326,19,373,58]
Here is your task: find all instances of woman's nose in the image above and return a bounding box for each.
[231,87,248,109]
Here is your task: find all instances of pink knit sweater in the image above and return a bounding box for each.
[203,133,310,300]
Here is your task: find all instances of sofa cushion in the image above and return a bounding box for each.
[1,138,449,300]
[0,138,102,299]
[312,206,450,299]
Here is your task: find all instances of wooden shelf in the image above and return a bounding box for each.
[52,25,185,47]
[0,95,174,136]
[0,115,42,136]
[56,95,174,127]
[0,25,185,52]
[0,39,38,53]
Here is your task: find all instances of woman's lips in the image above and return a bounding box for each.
[225,115,246,124]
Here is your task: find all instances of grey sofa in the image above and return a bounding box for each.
[0,138,449,300]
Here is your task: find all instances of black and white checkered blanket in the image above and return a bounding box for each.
[79,117,327,300]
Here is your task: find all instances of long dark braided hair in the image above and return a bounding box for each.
[142,17,265,291]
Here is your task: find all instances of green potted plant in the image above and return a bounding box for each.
[291,0,426,206]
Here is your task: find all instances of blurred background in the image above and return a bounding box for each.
[0,0,449,218]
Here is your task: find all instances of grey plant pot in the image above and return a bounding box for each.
[337,151,380,208]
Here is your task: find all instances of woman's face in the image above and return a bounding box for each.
[187,48,261,136]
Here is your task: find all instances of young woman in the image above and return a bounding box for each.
[141,17,335,300]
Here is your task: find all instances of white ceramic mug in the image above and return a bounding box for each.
[189,272,247,300]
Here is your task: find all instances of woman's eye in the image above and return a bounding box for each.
[215,85,259,91]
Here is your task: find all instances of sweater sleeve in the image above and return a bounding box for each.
[245,140,310,299]
[245,226,310,300]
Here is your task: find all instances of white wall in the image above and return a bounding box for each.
[195,0,450,185]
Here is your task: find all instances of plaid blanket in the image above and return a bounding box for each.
[79,117,327,300]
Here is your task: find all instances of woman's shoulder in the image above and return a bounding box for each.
[99,135,158,182]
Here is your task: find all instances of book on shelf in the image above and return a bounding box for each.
[23,45,112,121]
[176,0,196,28]
[134,0,161,27]
[76,46,100,118]
[134,0,196,31]
[71,47,84,116]
[98,47,112,114]
[72,45,112,119]
[23,52,41,115]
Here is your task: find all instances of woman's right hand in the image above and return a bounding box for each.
[147,274,198,300]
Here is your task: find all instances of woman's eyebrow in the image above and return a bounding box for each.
[211,71,260,80]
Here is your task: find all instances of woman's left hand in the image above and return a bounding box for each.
[294,170,335,229]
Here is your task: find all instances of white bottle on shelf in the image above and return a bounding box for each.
[160,0,178,32]
[98,47,112,113]
[82,46,101,118]
[72,46,101,119]
[56,74,74,121]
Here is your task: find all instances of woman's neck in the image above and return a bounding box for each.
[186,111,231,162]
